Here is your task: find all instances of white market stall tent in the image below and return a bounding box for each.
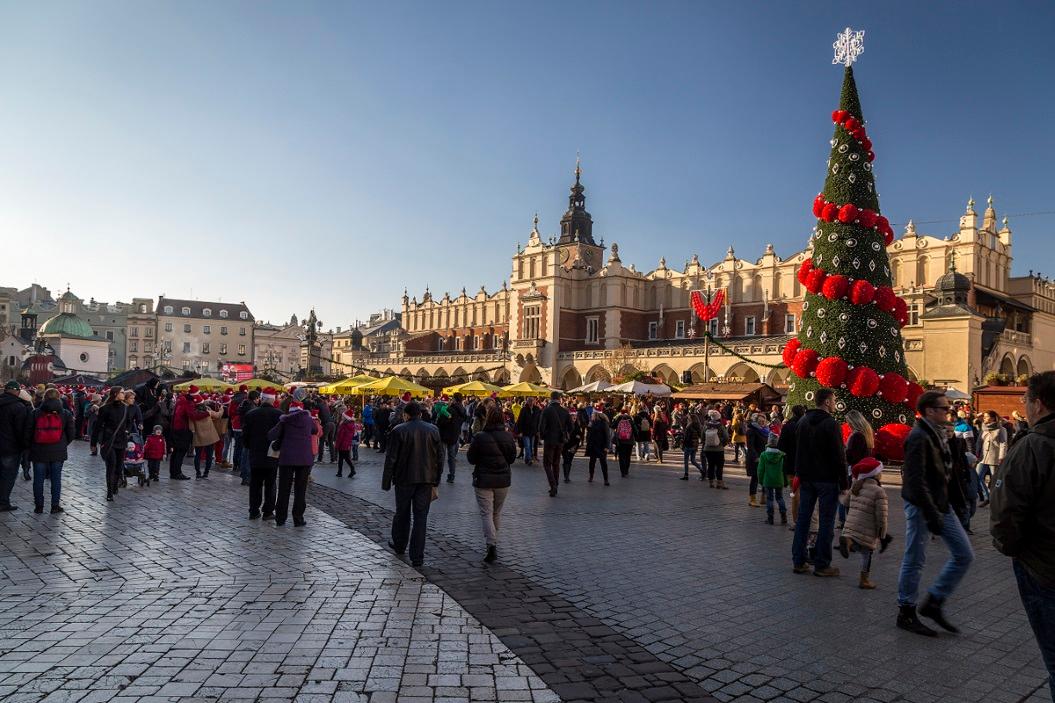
[607,380,672,396]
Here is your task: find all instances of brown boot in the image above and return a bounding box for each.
[859,571,876,590]
[749,495,759,507]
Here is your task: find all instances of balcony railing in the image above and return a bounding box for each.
[1001,329,1032,346]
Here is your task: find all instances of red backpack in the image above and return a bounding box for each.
[34,412,63,445]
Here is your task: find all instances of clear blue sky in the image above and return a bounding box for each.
[2,1,1053,328]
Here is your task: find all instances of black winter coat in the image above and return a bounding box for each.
[242,404,283,470]
[438,401,468,444]
[516,405,541,437]
[467,424,515,489]
[25,398,76,463]
[538,401,572,445]
[793,409,847,488]
[586,415,613,459]
[91,402,131,453]
[777,416,800,475]
[0,392,29,456]
[382,419,443,489]
[902,419,965,530]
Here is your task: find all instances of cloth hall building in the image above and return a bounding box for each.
[346,170,1053,393]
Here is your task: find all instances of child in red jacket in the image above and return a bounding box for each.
[144,426,167,481]
[335,412,360,477]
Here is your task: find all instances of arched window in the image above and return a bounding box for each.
[219,309,229,318]
[202,308,212,317]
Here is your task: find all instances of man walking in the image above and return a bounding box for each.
[791,388,846,577]
[0,381,30,511]
[538,391,572,496]
[991,371,1055,695]
[383,402,444,567]
[242,389,281,520]
[436,393,468,484]
[516,397,541,465]
[897,390,973,636]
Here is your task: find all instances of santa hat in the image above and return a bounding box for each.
[440,394,449,401]
[188,385,199,394]
[401,391,412,403]
[310,408,319,417]
[343,411,356,422]
[289,400,304,409]
[239,385,248,392]
[851,457,884,481]
[261,389,277,404]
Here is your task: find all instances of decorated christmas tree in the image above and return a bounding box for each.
[784,28,923,432]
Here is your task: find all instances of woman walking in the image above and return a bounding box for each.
[976,410,1007,507]
[679,411,704,481]
[267,399,318,526]
[731,410,747,463]
[466,405,516,563]
[91,387,131,502]
[189,397,222,479]
[842,410,876,527]
[651,401,670,464]
[745,412,769,507]
[585,409,612,485]
[26,388,75,513]
[702,409,730,489]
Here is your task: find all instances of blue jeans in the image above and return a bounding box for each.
[682,447,702,476]
[1015,560,1055,701]
[33,461,63,508]
[897,503,974,606]
[978,464,996,500]
[522,436,535,463]
[445,442,458,479]
[765,487,787,518]
[792,481,839,569]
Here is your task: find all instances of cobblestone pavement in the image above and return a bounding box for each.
[307,445,1048,703]
[0,444,559,703]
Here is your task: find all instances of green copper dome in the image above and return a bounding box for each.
[39,312,95,339]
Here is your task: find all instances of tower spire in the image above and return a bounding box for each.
[557,154,594,245]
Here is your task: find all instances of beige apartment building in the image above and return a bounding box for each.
[155,298,254,377]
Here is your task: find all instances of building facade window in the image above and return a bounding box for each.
[164,306,173,314]
[202,343,210,354]
[130,341,138,353]
[220,326,227,335]
[163,340,172,353]
[203,325,210,334]
[745,316,757,336]
[183,324,191,333]
[240,327,246,336]
[909,303,921,326]
[220,309,228,318]
[130,327,138,338]
[164,322,172,333]
[182,342,191,353]
[648,321,658,340]
[675,320,686,339]
[784,314,796,333]
[219,343,228,355]
[708,318,719,336]
[523,305,541,340]
[181,307,190,316]
[129,356,137,367]
[238,344,246,355]
[586,317,599,344]
[145,327,153,338]
[239,311,248,320]
[105,331,114,342]
[202,308,212,317]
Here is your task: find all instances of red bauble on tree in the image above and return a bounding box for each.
[875,423,912,462]
[821,202,839,222]
[815,356,849,388]
[848,366,880,397]
[822,274,849,301]
[844,117,859,131]
[805,268,828,294]
[905,382,925,410]
[858,208,877,228]
[893,297,909,327]
[838,204,859,224]
[792,348,821,379]
[797,258,814,285]
[782,339,802,367]
[850,279,876,305]
[832,109,847,123]
[874,286,897,313]
[813,195,826,218]
[877,372,909,404]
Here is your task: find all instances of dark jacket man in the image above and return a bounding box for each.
[437,400,468,446]
[991,412,1055,587]
[383,416,444,489]
[25,397,76,464]
[537,400,572,445]
[0,387,29,457]
[902,418,966,534]
[466,423,516,489]
[793,408,847,488]
[777,409,803,476]
[515,402,541,438]
[242,402,283,471]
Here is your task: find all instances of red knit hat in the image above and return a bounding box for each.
[852,457,884,481]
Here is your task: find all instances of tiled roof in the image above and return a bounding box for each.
[157,297,254,322]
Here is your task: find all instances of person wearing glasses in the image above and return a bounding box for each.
[896,390,974,637]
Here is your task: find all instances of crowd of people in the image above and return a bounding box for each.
[0,372,1053,695]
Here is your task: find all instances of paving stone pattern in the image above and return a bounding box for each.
[308,446,1050,703]
[0,445,559,703]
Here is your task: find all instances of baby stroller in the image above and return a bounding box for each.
[123,435,149,487]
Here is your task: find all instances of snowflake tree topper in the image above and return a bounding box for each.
[832,27,865,67]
